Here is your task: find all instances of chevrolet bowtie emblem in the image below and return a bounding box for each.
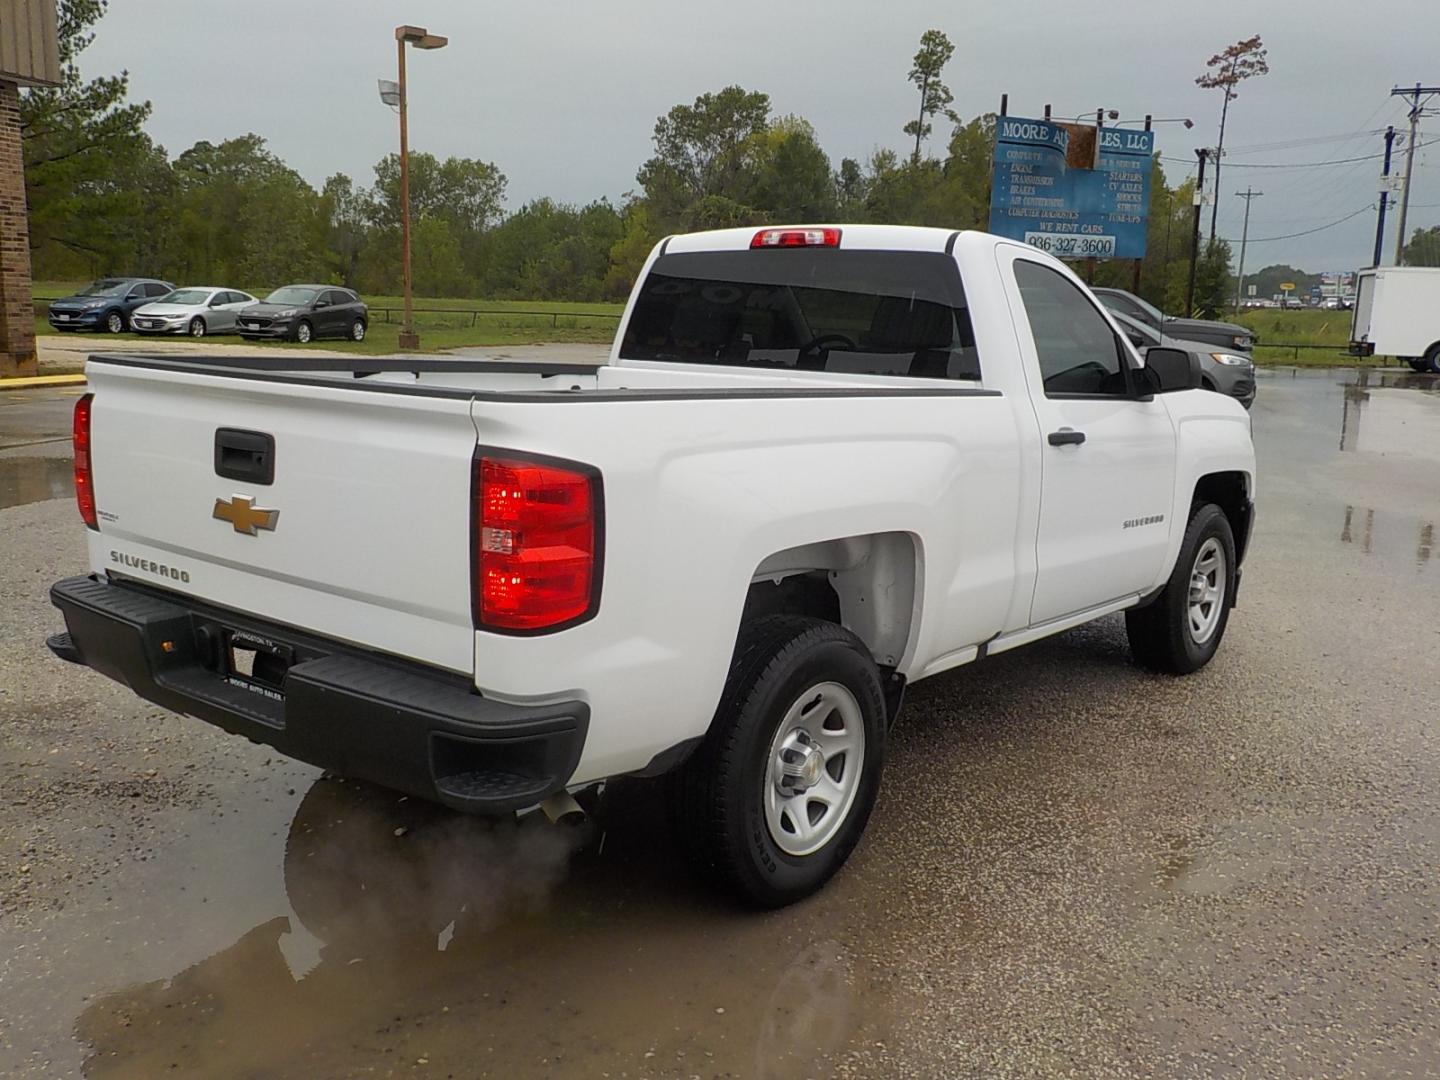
[213,495,279,536]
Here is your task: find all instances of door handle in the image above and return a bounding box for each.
[1047,428,1086,446]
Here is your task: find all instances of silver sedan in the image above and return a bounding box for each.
[131,287,258,337]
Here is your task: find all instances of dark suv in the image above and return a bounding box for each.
[47,278,175,334]
[237,286,369,344]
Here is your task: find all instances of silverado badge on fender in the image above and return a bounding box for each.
[213,495,279,536]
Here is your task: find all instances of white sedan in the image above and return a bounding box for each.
[131,287,258,337]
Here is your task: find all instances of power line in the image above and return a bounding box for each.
[1159,137,1440,171]
[1218,203,1376,244]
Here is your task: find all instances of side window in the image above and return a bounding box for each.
[145,282,169,297]
[328,290,351,307]
[126,285,145,300]
[1013,261,1132,397]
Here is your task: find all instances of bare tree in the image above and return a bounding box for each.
[1197,35,1269,242]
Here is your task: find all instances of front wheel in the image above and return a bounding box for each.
[189,317,206,337]
[294,320,313,344]
[668,615,886,907]
[1126,502,1237,674]
[105,311,125,334]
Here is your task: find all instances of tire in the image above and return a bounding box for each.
[189,317,206,337]
[1426,344,1440,375]
[1406,358,1430,373]
[294,320,313,344]
[668,615,887,908]
[1126,502,1237,675]
[104,310,125,334]
[350,318,366,342]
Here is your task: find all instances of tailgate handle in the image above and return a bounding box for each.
[214,429,275,485]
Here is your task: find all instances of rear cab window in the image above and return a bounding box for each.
[619,248,979,380]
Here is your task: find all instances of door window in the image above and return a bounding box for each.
[1014,261,1132,397]
[144,282,170,297]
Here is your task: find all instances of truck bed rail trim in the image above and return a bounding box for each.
[85,354,1003,402]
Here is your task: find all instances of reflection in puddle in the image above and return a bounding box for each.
[72,778,884,1079]
[1340,505,1435,570]
[1339,370,1440,460]
[0,456,73,509]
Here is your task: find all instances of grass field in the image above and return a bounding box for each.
[30,282,624,353]
[28,282,1397,367]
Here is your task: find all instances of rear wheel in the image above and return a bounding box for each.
[104,310,125,334]
[668,615,886,908]
[189,317,206,337]
[1426,344,1440,375]
[1406,358,1429,373]
[351,318,366,342]
[294,320,313,344]
[1126,502,1237,674]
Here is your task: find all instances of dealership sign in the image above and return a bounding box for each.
[988,117,1154,260]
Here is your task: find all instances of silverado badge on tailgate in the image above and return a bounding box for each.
[213,496,279,536]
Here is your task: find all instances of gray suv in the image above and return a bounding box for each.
[1112,311,1255,409]
[1093,287,1255,354]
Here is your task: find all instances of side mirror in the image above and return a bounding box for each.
[1139,347,1202,394]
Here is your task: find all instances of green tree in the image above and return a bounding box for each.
[410,214,468,296]
[742,117,836,222]
[637,86,771,225]
[1401,225,1440,267]
[604,201,658,299]
[835,158,867,218]
[320,174,372,287]
[904,30,954,163]
[1193,238,1234,317]
[21,0,152,275]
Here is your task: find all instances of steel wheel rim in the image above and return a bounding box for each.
[762,681,865,857]
[1187,537,1226,645]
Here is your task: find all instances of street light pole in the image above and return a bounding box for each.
[396,31,414,349]
[392,25,448,350]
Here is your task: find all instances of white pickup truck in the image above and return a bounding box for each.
[48,225,1256,906]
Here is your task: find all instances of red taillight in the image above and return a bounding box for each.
[750,227,841,249]
[73,393,97,529]
[474,454,601,632]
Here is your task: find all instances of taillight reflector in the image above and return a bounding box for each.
[475,454,601,632]
[750,227,841,249]
[73,393,97,529]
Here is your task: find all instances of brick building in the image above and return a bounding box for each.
[1,0,60,378]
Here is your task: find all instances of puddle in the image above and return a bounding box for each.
[12,777,897,1079]
[0,456,73,509]
[1338,370,1440,462]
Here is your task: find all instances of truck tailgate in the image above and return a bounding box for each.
[85,361,478,674]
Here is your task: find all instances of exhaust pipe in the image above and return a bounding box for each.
[540,790,586,826]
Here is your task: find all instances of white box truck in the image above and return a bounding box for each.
[1350,266,1440,372]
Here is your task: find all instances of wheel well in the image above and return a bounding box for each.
[745,532,918,668]
[1193,472,1252,563]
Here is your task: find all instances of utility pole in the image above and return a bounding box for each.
[1232,188,1262,312]
[1391,83,1440,266]
[1373,125,1397,267]
[1185,147,1209,316]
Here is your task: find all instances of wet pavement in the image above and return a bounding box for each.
[2,370,1438,1078]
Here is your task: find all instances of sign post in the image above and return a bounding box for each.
[988,116,1154,261]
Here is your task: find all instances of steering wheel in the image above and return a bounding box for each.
[796,333,857,361]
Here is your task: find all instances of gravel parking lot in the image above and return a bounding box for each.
[2,367,1438,1078]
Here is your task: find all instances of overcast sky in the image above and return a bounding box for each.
[81,0,1440,273]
